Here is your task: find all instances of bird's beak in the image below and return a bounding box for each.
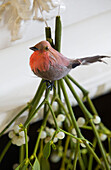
[29,46,39,51]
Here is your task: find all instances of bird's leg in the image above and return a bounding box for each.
[43,80,55,90]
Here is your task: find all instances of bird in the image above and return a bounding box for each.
[29,40,109,89]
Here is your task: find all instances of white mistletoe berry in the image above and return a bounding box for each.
[77,117,85,127]
[40,131,47,139]
[56,132,65,139]
[57,114,65,122]
[72,128,77,135]
[53,137,58,143]
[100,133,107,141]
[93,115,101,124]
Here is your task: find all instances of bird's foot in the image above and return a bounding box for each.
[43,80,55,90]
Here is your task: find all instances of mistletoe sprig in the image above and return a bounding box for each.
[0,16,111,170]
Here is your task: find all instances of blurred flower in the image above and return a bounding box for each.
[50,152,61,163]
[8,125,29,146]
[13,163,19,170]
[66,149,74,160]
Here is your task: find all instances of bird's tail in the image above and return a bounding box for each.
[71,55,110,68]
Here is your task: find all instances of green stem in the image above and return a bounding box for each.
[57,81,61,100]
[43,88,48,117]
[33,125,44,157]
[45,27,53,46]
[33,89,50,156]
[59,79,84,139]
[64,76,92,119]
[78,145,85,170]
[67,74,89,97]
[59,128,83,142]
[0,106,28,137]
[55,96,72,125]
[55,16,61,52]
[64,76,109,169]
[86,95,98,115]
[0,140,11,162]
[81,125,92,130]
[90,120,110,170]
[46,101,59,130]
[86,96,111,135]
[24,128,28,160]
[19,145,25,164]
[38,139,43,160]
[62,77,101,165]
[88,138,97,170]
[27,80,45,120]
[24,100,45,128]
[73,142,79,170]
[45,27,51,39]
[60,135,70,170]
[108,137,111,159]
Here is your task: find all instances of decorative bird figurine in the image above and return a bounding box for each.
[29,40,109,89]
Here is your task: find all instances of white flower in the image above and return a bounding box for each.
[13,125,21,133]
[40,131,47,139]
[56,132,65,139]
[100,133,107,141]
[57,114,65,122]
[19,131,25,137]
[77,117,85,127]
[13,163,19,170]
[8,125,29,146]
[8,131,15,139]
[93,115,101,124]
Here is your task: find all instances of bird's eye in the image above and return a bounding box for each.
[45,46,49,50]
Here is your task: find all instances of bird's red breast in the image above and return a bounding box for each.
[30,50,51,73]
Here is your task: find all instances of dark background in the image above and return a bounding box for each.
[0,92,111,170]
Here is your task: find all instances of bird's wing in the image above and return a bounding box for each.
[48,48,70,67]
